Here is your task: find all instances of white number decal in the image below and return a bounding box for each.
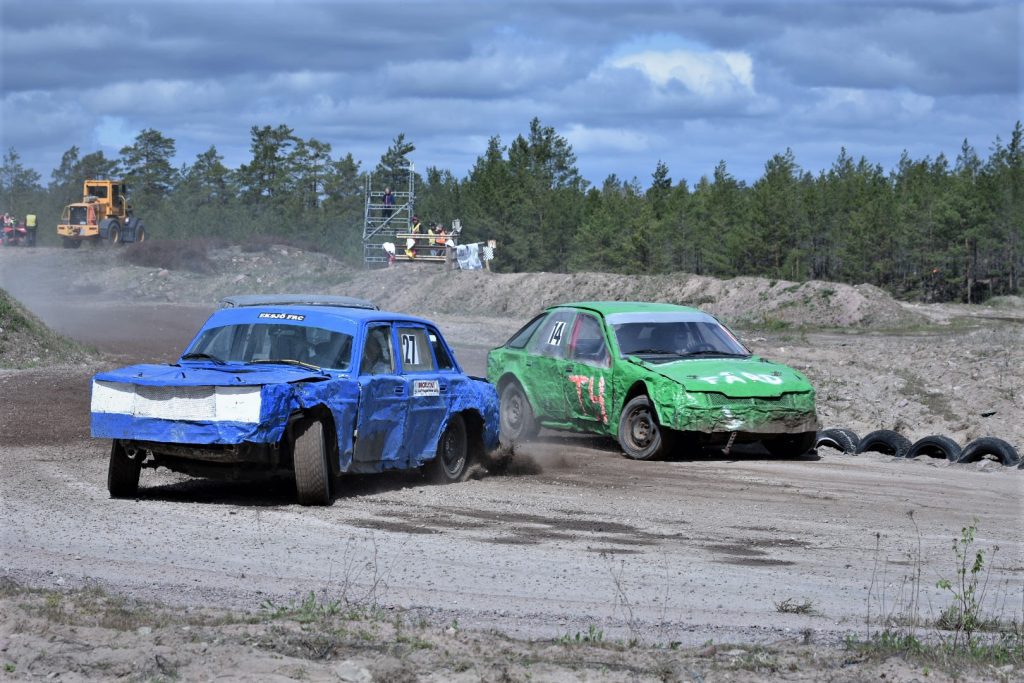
[401,333,419,365]
[548,321,566,346]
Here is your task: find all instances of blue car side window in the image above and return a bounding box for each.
[360,324,395,375]
[427,327,455,370]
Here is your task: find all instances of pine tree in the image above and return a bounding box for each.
[119,128,177,209]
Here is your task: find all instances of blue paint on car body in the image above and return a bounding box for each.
[91,302,499,490]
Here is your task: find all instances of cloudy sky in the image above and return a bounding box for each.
[1,0,1019,188]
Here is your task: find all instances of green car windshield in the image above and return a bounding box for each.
[606,311,749,360]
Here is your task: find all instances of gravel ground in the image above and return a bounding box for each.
[1,246,1021,681]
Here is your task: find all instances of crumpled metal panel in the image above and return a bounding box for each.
[350,374,499,474]
[91,365,498,475]
[489,346,817,438]
[91,370,359,452]
[93,363,327,387]
[649,379,819,434]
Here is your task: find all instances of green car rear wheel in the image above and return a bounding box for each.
[499,382,538,448]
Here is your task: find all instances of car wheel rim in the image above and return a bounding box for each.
[628,408,653,448]
[507,394,523,429]
[442,431,465,475]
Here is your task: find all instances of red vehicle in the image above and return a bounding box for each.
[1,214,29,246]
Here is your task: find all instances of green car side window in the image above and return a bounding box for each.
[506,313,546,349]
[527,309,576,359]
[567,313,610,368]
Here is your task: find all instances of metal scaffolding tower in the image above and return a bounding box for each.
[362,161,415,266]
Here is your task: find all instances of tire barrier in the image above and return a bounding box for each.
[818,427,1020,470]
[815,428,860,454]
[905,435,962,462]
[957,437,1021,467]
[855,429,912,459]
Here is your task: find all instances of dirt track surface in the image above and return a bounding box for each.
[1,246,1022,679]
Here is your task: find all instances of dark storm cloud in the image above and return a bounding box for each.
[1,2,474,92]
[757,2,1017,96]
[0,0,1017,186]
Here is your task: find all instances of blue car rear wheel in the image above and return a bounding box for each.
[433,414,470,483]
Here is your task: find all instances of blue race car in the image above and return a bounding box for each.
[90,296,500,505]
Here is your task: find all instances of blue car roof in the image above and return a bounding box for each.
[219,294,377,310]
[200,305,437,332]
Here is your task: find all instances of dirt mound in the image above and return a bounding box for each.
[3,244,925,331]
[0,288,94,368]
[337,265,925,329]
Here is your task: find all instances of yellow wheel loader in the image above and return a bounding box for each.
[57,179,146,249]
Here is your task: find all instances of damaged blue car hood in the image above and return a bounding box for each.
[91,361,354,449]
[94,362,331,387]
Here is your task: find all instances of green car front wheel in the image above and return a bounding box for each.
[617,396,665,460]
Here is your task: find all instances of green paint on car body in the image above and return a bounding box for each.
[487,302,818,454]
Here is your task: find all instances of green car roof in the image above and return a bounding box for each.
[552,301,705,316]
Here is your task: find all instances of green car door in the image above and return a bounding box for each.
[561,311,615,430]
[522,308,577,422]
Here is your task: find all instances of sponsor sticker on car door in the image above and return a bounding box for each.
[413,379,440,397]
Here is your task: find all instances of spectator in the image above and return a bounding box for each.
[426,223,437,252]
[25,213,36,247]
[382,186,394,220]
[433,224,446,256]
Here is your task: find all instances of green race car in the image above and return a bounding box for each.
[486,302,819,460]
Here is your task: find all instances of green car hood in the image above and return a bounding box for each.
[631,356,813,398]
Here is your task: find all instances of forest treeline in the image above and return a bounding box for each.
[1,118,1020,303]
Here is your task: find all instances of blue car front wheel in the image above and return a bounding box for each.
[107,440,141,498]
[293,418,332,506]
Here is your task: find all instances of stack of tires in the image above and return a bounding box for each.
[815,428,1021,469]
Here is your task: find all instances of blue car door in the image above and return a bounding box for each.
[396,324,450,465]
[353,323,408,472]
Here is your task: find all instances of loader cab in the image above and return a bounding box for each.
[81,180,129,217]
[84,182,109,199]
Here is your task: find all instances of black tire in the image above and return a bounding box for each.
[293,418,332,505]
[61,237,81,249]
[499,381,538,448]
[764,431,818,458]
[617,395,664,460]
[107,440,141,498]
[957,437,1020,467]
[432,414,470,483]
[815,428,860,454]
[855,429,912,458]
[109,225,121,245]
[905,435,962,462]
[135,223,146,243]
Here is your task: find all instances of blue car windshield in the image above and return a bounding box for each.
[185,323,353,370]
